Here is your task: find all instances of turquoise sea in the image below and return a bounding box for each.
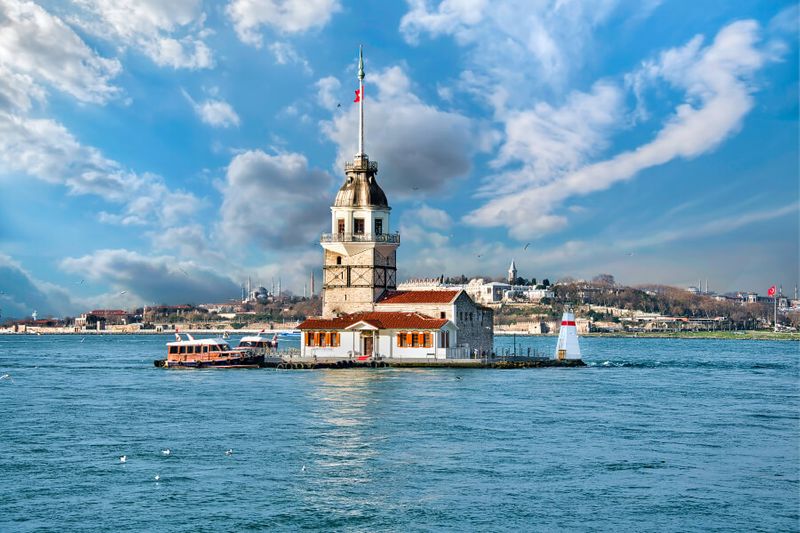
[0,335,797,532]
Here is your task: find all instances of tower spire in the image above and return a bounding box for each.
[357,45,365,157]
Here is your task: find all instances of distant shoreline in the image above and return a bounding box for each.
[2,328,797,341]
[496,330,799,341]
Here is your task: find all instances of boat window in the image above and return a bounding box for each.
[179,346,186,354]
[169,346,177,354]
[202,345,208,353]
[222,344,231,351]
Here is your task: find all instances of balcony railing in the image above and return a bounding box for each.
[321,232,400,244]
[344,160,378,173]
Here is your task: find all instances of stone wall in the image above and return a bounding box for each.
[452,292,494,355]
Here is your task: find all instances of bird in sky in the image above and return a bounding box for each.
[524,243,530,251]
[76,279,84,285]
[336,103,341,108]
[119,290,127,295]
[178,268,189,276]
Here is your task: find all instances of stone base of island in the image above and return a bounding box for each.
[262,355,585,369]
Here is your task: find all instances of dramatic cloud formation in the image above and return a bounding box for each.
[70,0,213,69]
[0,0,121,103]
[321,65,479,196]
[61,249,241,305]
[218,150,334,249]
[226,0,341,46]
[0,254,77,318]
[466,20,775,239]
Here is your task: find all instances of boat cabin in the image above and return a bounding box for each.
[166,338,233,362]
[237,336,275,350]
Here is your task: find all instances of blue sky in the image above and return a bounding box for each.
[0,0,797,318]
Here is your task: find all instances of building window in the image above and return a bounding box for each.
[337,219,345,235]
[354,218,365,235]
[374,218,383,235]
[396,332,433,348]
[336,256,342,265]
[306,331,340,347]
[440,312,446,319]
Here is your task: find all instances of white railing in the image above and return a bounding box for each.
[321,232,400,244]
[444,346,471,359]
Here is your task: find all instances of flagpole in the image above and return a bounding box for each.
[358,45,365,156]
[774,291,778,332]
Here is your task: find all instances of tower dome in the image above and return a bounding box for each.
[333,157,388,208]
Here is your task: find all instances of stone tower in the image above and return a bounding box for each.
[508,259,517,284]
[320,47,400,317]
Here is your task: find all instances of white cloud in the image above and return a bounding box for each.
[401,0,624,98]
[60,249,240,305]
[71,0,213,69]
[315,76,341,110]
[268,41,311,73]
[182,89,241,128]
[0,0,121,104]
[226,0,341,47]
[484,81,624,195]
[218,150,334,249]
[320,65,480,197]
[466,20,774,240]
[0,112,203,227]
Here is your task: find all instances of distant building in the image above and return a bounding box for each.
[75,309,131,330]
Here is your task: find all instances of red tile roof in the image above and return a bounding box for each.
[89,309,128,315]
[377,290,460,305]
[299,312,449,331]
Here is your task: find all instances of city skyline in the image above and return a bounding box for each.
[0,0,797,318]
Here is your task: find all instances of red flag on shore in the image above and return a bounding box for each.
[354,88,361,103]
[768,285,776,296]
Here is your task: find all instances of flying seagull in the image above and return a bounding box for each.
[178,268,189,276]
[119,290,127,295]
[523,243,530,251]
[162,449,171,456]
[119,455,127,463]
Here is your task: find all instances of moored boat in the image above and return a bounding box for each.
[154,333,265,369]
[236,330,278,353]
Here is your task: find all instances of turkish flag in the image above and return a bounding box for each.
[768,285,776,296]
[354,88,361,103]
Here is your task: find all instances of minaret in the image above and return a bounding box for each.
[320,47,399,317]
[508,259,517,284]
[310,270,315,296]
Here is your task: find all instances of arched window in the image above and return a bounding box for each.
[336,256,342,265]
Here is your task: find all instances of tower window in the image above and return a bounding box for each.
[354,218,365,235]
[337,219,345,235]
[374,219,383,235]
[336,256,342,265]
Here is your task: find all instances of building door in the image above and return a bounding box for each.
[362,334,374,356]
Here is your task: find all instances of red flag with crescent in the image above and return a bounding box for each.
[354,88,361,103]
[768,285,776,296]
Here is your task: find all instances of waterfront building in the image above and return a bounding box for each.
[299,48,493,359]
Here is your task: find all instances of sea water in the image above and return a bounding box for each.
[0,335,797,532]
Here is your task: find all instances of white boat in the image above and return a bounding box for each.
[555,309,581,360]
[236,330,278,352]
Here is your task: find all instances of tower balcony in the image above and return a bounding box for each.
[344,159,378,173]
[321,232,400,244]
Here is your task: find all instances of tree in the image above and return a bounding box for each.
[592,274,616,287]
[542,278,551,287]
